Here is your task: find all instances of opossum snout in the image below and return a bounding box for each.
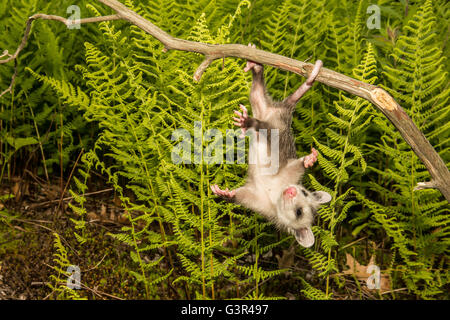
[283,186,297,199]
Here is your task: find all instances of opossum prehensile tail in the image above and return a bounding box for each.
[211,44,332,248]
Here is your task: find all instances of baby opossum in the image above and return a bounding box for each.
[211,44,332,248]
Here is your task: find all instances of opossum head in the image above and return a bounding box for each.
[276,185,332,248]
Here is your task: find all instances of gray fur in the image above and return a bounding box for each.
[212,58,331,248]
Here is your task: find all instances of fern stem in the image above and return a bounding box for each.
[59,107,64,216]
[127,207,151,298]
[26,95,50,184]
[199,111,206,299]
[325,248,332,298]
[410,152,417,252]
[148,122,177,271]
[207,166,215,300]
[122,106,167,298]
[254,214,260,297]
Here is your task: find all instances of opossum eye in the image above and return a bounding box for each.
[301,189,308,197]
[296,208,303,218]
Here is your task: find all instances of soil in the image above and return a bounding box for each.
[0,175,142,300]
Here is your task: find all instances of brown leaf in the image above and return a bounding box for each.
[275,244,295,269]
[113,195,122,207]
[87,211,99,221]
[117,210,131,225]
[11,181,21,199]
[285,292,296,300]
[109,209,116,222]
[100,204,107,220]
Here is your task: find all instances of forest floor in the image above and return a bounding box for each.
[0,174,405,300]
[0,174,144,300]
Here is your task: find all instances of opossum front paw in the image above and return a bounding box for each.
[233,104,249,138]
[243,43,263,73]
[303,148,318,168]
[211,184,236,199]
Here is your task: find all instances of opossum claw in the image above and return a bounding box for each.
[303,148,318,168]
[244,43,263,73]
[210,184,236,199]
[233,104,249,138]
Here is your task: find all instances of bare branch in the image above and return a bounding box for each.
[0,55,17,98]
[193,56,217,82]
[1,0,448,201]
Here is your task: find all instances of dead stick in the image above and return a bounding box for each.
[29,188,114,209]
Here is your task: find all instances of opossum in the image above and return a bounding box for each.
[211,44,331,248]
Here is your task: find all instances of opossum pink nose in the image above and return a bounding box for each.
[284,187,297,198]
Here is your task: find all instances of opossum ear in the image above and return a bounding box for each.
[294,227,315,248]
[311,191,332,204]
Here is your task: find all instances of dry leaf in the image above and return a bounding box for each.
[113,195,122,207]
[285,292,296,300]
[117,210,131,224]
[275,244,295,269]
[100,204,107,220]
[109,209,116,222]
[11,181,21,199]
[87,211,99,221]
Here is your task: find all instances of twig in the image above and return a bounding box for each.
[83,253,108,272]
[339,237,367,251]
[56,148,84,215]
[28,187,114,208]
[77,282,124,300]
[24,168,46,187]
[0,58,17,98]
[41,273,124,300]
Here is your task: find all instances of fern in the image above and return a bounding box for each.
[47,233,85,300]
[362,0,450,298]
[310,42,378,297]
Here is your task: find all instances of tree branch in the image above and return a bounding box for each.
[0,13,122,99]
[0,52,17,98]
[1,0,449,201]
[0,14,121,65]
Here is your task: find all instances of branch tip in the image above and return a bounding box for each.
[414,181,437,191]
[193,56,215,82]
